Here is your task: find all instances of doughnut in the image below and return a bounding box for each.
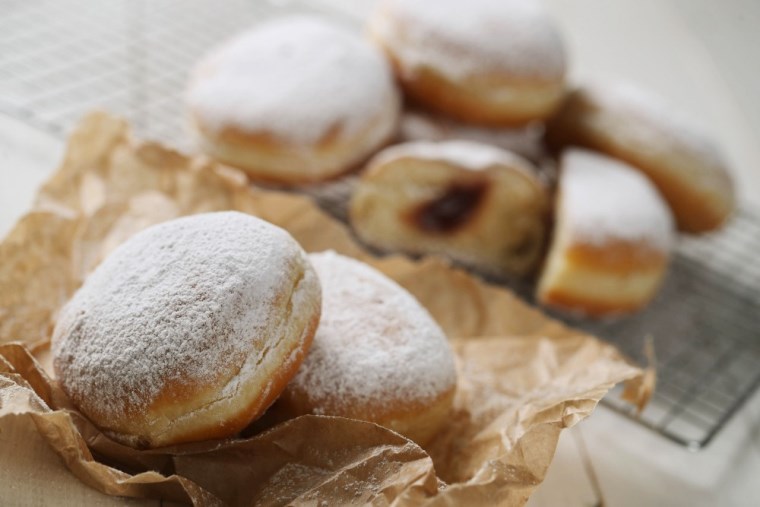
[350,141,549,277]
[368,0,567,126]
[52,212,321,448]
[537,149,675,317]
[279,251,457,445]
[187,16,400,184]
[545,82,735,233]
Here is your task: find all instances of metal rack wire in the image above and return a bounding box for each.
[1,0,758,449]
[580,211,760,448]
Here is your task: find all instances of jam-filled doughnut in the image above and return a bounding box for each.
[187,16,400,184]
[280,251,457,445]
[545,82,735,233]
[537,150,675,317]
[52,212,321,448]
[350,141,549,277]
[369,0,567,126]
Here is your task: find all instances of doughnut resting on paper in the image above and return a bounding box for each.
[280,251,457,445]
[52,212,321,449]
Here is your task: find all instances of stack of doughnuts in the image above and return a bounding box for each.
[49,0,741,460]
[187,1,567,181]
[52,212,458,448]
[184,2,736,319]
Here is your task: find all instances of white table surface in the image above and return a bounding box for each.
[1,0,759,505]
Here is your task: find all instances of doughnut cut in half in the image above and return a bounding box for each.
[350,141,549,277]
[537,150,675,318]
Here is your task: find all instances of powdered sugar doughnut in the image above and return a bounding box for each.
[537,150,675,317]
[187,16,400,183]
[369,0,567,126]
[52,212,321,448]
[280,251,457,445]
[545,82,735,233]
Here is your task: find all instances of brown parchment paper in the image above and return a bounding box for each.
[0,113,642,506]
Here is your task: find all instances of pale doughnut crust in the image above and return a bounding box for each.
[545,83,735,233]
[52,212,321,448]
[280,251,457,445]
[187,16,401,183]
[537,150,675,317]
[369,0,567,126]
[350,141,549,277]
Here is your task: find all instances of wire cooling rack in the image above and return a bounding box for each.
[577,211,760,448]
[1,0,758,450]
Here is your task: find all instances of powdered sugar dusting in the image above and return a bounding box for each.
[561,150,674,250]
[188,16,398,143]
[52,211,307,418]
[370,140,538,177]
[287,251,457,413]
[372,0,566,80]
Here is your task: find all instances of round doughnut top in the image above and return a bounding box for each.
[583,81,728,171]
[561,149,674,250]
[372,0,566,80]
[289,251,457,413]
[370,140,539,176]
[188,16,398,144]
[53,211,310,419]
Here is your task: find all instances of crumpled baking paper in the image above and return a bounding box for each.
[0,113,642,506]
